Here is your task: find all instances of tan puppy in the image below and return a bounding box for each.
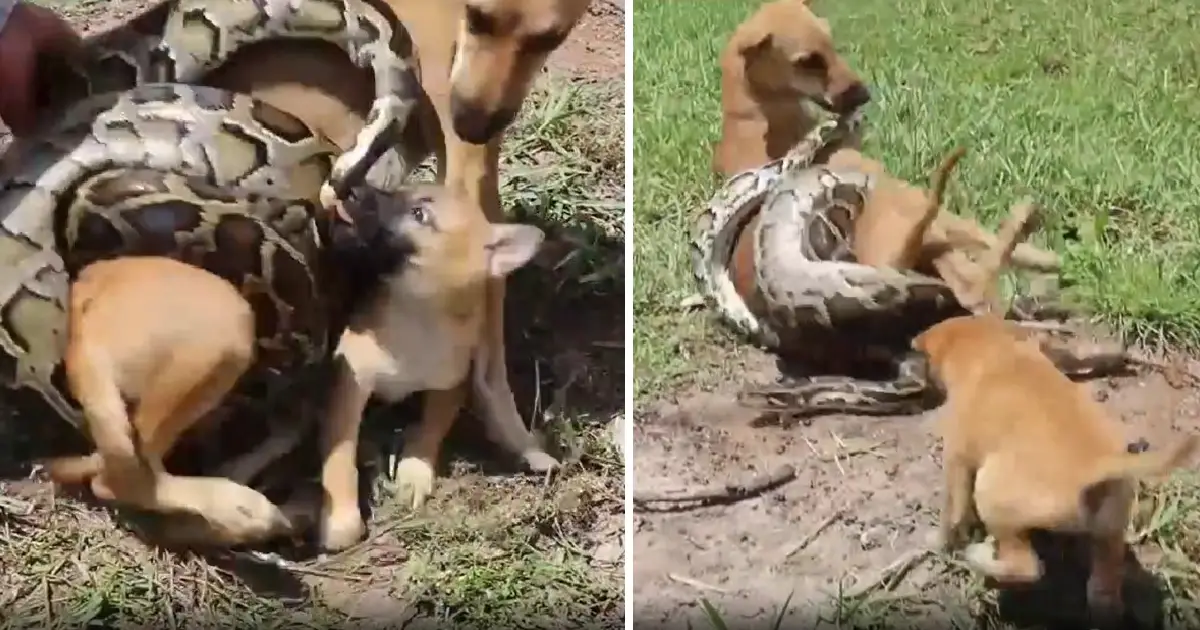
[317,184,545,552]
[712,0,871,177]
[913,315,1199,622]
[201,0,589,488]
[44,257,292,547]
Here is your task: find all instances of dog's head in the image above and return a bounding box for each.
[736,0,870,115]
[329,184,544,315]
[449,0,591,144]
[912,315,1020,380]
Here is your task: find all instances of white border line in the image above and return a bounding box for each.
[622,0,634,627]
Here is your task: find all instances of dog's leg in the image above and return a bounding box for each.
[123,351,291,546]
[1086,531,1127,625]
[952,199,1040,314]
[318,335,381,551]
[450,139,559,473]
[66,342,154,504]
[964,530,1043,583]
[134,353,251,473]
[938,454,977,551]
[392,382,468,510]
[932,212,1060,272]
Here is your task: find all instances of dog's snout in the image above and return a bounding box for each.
[450,95,517,145]
[832,82,871,114]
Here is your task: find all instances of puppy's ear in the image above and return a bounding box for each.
[912,321,950,356]
[738,30,773,57]
[487,224,544,278]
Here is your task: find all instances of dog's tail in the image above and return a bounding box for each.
[924,147,968,228]
[899,147,966,268]
[1085,435,1200,488]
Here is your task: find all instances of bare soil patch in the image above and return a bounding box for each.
[633,342,1200,629]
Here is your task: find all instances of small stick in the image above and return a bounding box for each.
[782,509,845,561]
[633,464,796,509]
[668,573,731,594]
[842,548,932,600]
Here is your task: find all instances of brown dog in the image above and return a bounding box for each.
[196,0,589,495]
[913,314,1199,622]
[712,0,871,178]
[44,257,292,547]
[317,184,545,552]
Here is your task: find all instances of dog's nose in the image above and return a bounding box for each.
[450,96,515,145]
[833,83,871,114]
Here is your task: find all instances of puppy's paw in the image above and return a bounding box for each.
[964,540,999,575]
[522,448,560,473]
[319,506,366,552]
[393,456,436,511]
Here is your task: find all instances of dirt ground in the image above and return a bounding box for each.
[2,1,626,627]
[633,339,1200,628]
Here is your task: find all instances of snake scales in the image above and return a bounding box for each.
[691,114,968,417]
[0,0,419,437]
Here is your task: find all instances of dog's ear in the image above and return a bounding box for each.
[912,320,952,357]
[737,30,773,57]
[486,223,545,278]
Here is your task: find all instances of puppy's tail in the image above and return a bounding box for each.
[903,147,967,258]
[924,147,968,228]
[1086,435,1200,488]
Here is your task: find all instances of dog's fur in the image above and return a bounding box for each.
[195,0,589,501]
[849,147,966,270]
[712,0,870,178]
[317,184,545,551]
[43,257,293,547]
[914,314,1199,622]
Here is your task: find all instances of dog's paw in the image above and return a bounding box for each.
[963,540,998,574]
[319,506,366,552]
[522,448,560,473]
[198,481,292,545]
[393,457,436,511]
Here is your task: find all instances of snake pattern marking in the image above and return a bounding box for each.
[690,114,969,416]
[39,0,420,202]
[0,83,344,430]
[0,0,421,435]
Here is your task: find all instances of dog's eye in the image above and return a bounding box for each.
[524,30,565,53]
[793,54,826,71]
[409,200,433,226]
[465,6,495,36]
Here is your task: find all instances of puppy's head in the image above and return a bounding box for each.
[737,0,870,115]
[329,184,544,314]
[449,0,591,144]
[912,315,1015,379]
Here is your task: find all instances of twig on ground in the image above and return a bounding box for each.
[782,509,845,561]
[632,464,796,510]
[842,548,933,600]
[668,573,731,594]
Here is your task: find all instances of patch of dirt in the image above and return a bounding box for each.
[547,0,626,82]
[632,344,1200,628]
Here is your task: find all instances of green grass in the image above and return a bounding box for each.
[632,0,1200,399]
